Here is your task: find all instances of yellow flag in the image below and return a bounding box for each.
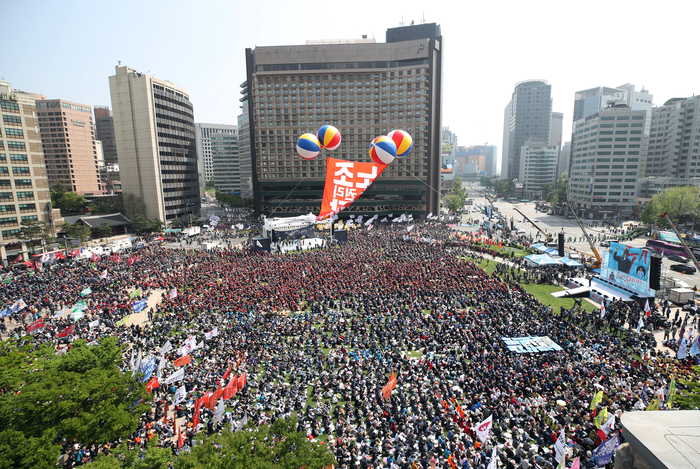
[589,390,603,410]
[594,406,608,429]
[646,399,659,411]
[668,378,676,408]
[116,316,129,327]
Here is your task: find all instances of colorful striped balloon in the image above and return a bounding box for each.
[296,133,321,160]
[387,129,413,157]
[368,136,397,165]
[316,125,342,150]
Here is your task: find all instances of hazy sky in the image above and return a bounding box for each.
[3,0,697,173]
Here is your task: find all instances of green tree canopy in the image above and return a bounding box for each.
[640,185,700,226]
[62,221,92,244]
[130,213,149,234]
[97,222,112,239]
[51,183,87,214]
[149,219,163,233]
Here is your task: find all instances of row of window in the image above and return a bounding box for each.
[0,192,34,201]
[0,179,32,188]
[0,154,28,163]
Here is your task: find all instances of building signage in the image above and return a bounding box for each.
[71,119,86,127]
[0,93,18,101]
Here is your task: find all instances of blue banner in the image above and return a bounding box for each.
[593,434,619,466]
[132,299,148,313]
[139,357,157,383]
[0,307,11,318]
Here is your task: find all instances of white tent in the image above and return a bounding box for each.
[525,254,561,266]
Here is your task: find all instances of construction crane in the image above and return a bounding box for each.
[660,212,700,274]
[512,206,553,243]
[565,201,602,269]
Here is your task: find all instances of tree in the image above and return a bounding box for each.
[0,337,150,460]
[444,195,462,212]
[205,176,215,190]
[0,429,60,469]
[479,176,493,188]
[51,183,87,214]
[97,222,112,239]
[20,220,52,253]
[62,221,92,245]
[171,218,184,228]
[149,219,163,233]
[130,214,149,234]
[640,185,700,226]
[451,176,466,206]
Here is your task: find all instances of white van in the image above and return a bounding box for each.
[106,239,132,253]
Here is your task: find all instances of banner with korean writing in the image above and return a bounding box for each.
[317,157,387,220]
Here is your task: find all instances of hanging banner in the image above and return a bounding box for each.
[174,355,191,367]
[317,157,387,220]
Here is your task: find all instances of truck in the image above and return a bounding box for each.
[106,238,132,253]
[184,226,201,237]
[668,288,695,305]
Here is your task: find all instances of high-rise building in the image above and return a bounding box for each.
[549,112,563,148]
[238,83,253,200]
[572,86,627,122]
[94,106,118,165]
[109,65,200,223]
[557,141,571,179]
[501,80,552,181]
[519,140,559,197]
[244,22,443,217]
[35,99,102,195]
[618,84,653,135]
[195,123,237,194]
[568,105,648,220]
[211,129,240,195]
[0,81,58,263]
[442,127,457,167]
[647,96,700,178]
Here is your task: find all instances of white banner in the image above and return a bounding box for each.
[161,340,173,356]
[89,319,99,329]
[476,414,493,443]
[164,368,185,385]
[173,385,187,406]
[205,328,219,340]
[213,398,225,423]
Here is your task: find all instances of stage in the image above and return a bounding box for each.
[552,276,651,304]
[274,237,326,254]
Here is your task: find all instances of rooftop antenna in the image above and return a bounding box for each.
[421,11,426,24]
[400,14,404,26]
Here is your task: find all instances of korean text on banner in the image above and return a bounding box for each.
[317,157,387,220]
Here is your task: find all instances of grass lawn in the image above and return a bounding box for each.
[521,282,596,313]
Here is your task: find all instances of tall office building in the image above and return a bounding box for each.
[109,65,200,223]
[501,80,552,181]
[549,112,563,148]
[647,96,700,178]
[195,123,237,193]
[519,140,559,197]
[35,99,102,195]
[618,84,653,135]
[573,86,627,121]
[442,127,457,167]
[245,22,443,217]
[210,129,241,195]
[94,106,118,165]
[557,141,571,179]
[0,81,57,263]
[568,105,648,219]
[238,84,253,199]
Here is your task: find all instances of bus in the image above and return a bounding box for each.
[645,239,688,257]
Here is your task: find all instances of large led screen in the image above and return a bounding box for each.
[601,242,654,296]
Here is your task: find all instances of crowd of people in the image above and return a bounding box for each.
[1,220,698,469]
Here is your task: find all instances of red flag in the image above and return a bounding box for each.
[498,241,502,248]
[223,375,239,400]
[660,212,668,219]
[128,256,134,266]
[237,372,246,390]
[174,355,191,367]
[57,325,75,338]
[55,251,66,260]
[597,428,607,442]
[192,398,201,427]
[448,455,457,469]
[91,253,98,262]
[208,386,222,410]
[177,425,184,450]
[387,371,397,390]
[222,364,232,381]
[317,157,388,220]
[27,318,44,333]
[146,377,160,393]
[70,249,80,258]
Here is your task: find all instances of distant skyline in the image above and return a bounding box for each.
[2,0,697,175]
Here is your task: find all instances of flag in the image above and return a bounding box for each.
[130,349,135,371]
[91,252,98,262]
[99,270,108,280]
[192,397,201,428]
[80,287,92,296]
[213,398,225,423]
[0,307,11,318]
[223,375,238,400]
[637,316,644,333]
[27,318,44,333]
[668,378,676,408]
[161,340,173,356]
[222,364,232,381]
[116,316,129,327]
[644,299,651,317]
[173,385,187,406]
[237,372,246,391]
[677,338,688,359]
[11,299,27,313]
[156,356,165,380]
[487,446,498,469]
[593,434,619,466]
[205,328,218,340]
[599,302,606,319]
[175,355,191,367]
[691,335,700,357]
[589,390,603,410]
[129,288,142,300]
[317,157,387,220]
[89,319,100,329]
[57,325,75,338]
[146,377,160,393]
[553,427,566,464]
[53,307,66,319]
[164,368,185,385]
[475,414,493,443]
[169,288,178,300]
[132,298,148,313]
[640,384,650,407]
[594,406,608,429]
[600,414,616,438]
[177,425,184,450]
[235,414,248,432]
[570,457,580,469]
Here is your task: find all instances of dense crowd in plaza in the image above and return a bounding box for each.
[1,221,698,469]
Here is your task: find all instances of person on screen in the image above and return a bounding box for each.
[636,265,647,278]
[613,246,633,273]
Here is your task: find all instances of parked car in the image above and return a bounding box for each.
[600,240,611,247]
[667,255,690,264]
[670,264,697,274]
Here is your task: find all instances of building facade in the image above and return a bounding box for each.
[94,106,118,165]
[238,84,253,199]
[573,86,627,122]
[646,96,700,178]
[568,106,648,219]
[549,111,563,148]
[557,141,571,179]
[195,123,237,195]
[0,81,57,263]
[109,65,200,223]
[210,129,241,195]
[501,80,552,181]
[244,23,443,217]
[36,99,103,195]
[518,140,558,197]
